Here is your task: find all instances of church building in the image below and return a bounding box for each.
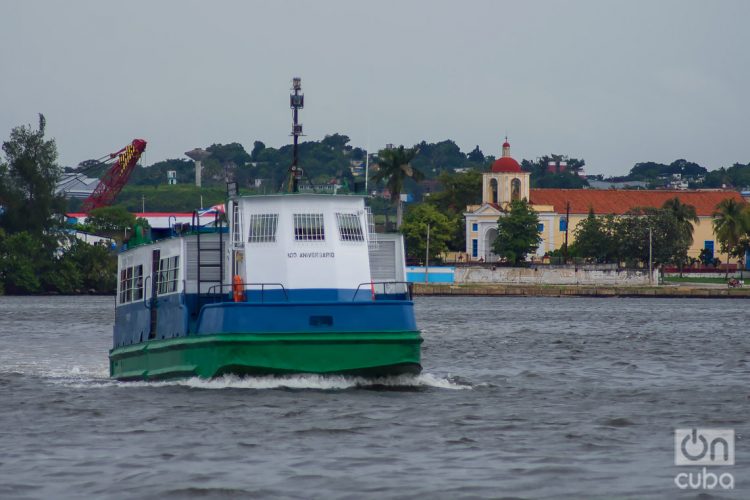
[464,140,745,263]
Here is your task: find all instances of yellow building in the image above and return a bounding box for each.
[465,140,745,263]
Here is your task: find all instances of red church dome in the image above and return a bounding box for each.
[491,138,521,172]
[491,157,522,173]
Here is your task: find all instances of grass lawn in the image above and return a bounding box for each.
[663,276,730,284]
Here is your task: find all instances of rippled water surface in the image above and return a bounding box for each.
[0,295,748,499]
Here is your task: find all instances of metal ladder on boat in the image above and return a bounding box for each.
[192,210,225,317]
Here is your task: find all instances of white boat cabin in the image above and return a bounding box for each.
[115,194,406,308]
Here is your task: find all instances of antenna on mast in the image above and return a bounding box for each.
[287,77,304,193]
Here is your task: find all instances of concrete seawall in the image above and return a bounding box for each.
[412,283,750,299]
[455,266,658,286]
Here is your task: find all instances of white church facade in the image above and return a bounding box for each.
[464,140,556,262]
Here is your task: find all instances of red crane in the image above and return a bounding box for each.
[81,139,147,212]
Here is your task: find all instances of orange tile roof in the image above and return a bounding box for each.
[529,189,745,216]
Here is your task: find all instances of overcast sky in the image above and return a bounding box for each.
[2,0,748,175]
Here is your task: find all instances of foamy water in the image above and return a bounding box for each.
[42,371,471,391]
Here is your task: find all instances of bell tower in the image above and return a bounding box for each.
[482,138,530,206]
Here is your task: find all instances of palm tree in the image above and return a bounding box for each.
[370,145,423,229]
[662,197,699,276]
[663,197,699,242]
[712,198,750,276]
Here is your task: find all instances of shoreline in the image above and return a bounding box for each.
[412,283,750,299]
[2,285,748,299]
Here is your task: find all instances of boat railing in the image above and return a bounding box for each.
[207,282,290,303]
[353,281,413,302]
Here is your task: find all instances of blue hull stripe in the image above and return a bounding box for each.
[113,289,417,349]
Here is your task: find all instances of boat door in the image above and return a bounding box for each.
[232,249,244,277]
[148,249,160,339]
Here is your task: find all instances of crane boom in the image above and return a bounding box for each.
[81,139,147,212]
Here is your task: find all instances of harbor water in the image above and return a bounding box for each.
[0,295,747,499]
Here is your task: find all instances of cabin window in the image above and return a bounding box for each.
[157,256,180,295]
[293,213,325,241]
[336,213,365,242]
[247,213,278,243]
[119,267,131,303]
[119,264,143,304]
[132,265,144,301]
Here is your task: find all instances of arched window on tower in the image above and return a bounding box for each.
[511,178,521,202]
[490,178,498,204]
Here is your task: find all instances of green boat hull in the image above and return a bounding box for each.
[109,331,423,381]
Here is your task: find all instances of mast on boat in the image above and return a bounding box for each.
[286,77,304,193]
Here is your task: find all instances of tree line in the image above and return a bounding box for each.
[66,131,750,218]
[3,116,750,295]
[0,117,125,294]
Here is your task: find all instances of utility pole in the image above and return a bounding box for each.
[563,201,570,262]
[287,77,304,193]
[425,223,430,283]
[649,227,653,285]
[141,195,145,213]
[364,149,369,194]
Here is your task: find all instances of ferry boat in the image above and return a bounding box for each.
[109,194,423,380]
